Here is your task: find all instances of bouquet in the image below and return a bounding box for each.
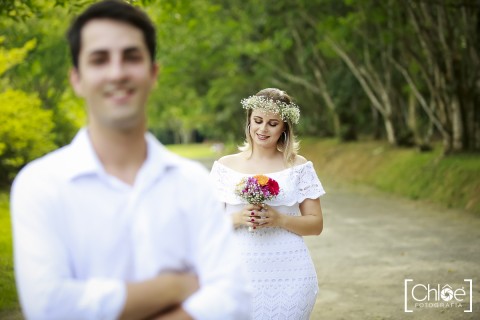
[235,175,280,231]
[235,175,280,204]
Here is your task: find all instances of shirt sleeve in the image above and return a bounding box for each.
[296,162,326,203]
[11,164,126,320]
[182,169,251,319]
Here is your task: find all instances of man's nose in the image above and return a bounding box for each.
[107,59,127,80]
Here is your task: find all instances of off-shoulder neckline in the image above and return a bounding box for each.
[213,160,312,175]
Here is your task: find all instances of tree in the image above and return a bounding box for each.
[403,0,480,153]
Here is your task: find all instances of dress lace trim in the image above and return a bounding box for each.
[209,161,325,206]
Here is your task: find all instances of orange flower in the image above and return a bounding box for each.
[253,174,269,186]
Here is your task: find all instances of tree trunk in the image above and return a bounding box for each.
[327,37,398,145]
[451,97,464,151]
[407,91,421,145]
[313,68,341,138]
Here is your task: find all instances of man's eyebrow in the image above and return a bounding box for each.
[87,49,108,57]
[86,46,143,56]
[124,46,143,54]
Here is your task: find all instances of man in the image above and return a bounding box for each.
[10,1,251,319]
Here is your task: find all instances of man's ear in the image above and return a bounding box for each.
[153,63,161,77]
[150,63,160,88]
[69,68,84,97]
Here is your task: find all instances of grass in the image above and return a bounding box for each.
[165,142,225,159]
[0,192,20,313]
[301,138,480,214]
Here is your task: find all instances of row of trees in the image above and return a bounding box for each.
[148,0,480,153]
[1,0,479,184]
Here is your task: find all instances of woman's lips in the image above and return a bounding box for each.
[256,133,269,140]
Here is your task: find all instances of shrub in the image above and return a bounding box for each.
[0,89,56,184]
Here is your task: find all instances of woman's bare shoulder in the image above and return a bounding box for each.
[293,154,308,166]
[218,153,245,166]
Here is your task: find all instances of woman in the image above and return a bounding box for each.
[210,88,325,319]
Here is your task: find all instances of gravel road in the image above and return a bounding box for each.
[307,184,480,319]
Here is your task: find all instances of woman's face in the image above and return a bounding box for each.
[249,109,285,149]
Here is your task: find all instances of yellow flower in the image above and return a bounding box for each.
[254,175,269,186]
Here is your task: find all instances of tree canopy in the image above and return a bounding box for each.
[1,0,479,184]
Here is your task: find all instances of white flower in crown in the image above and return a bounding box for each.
[240,95,300,124]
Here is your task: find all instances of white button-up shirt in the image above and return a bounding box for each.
[11,128,251,320]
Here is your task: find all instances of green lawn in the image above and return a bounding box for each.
[0,192,19,312]
[166,142,226,159]
[302,138,480,214]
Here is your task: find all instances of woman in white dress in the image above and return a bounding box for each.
[210,88,325,319]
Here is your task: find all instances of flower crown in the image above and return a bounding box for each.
[240,95,301,124]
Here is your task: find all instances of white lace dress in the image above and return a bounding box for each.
[210,161,326,320]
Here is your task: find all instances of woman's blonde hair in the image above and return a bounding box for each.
[239,88,300,166]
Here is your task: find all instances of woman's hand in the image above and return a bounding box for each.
[253,204,285,229]
[231,203,263,229]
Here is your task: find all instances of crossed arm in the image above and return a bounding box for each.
[11,164,250,320]
[120,274,198,320]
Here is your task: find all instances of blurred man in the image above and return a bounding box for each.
[11,1,250,319]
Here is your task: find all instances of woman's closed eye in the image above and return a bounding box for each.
[254,120,279,127]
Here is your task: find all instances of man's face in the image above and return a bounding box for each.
[70,19,158,130]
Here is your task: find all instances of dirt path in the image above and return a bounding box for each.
[307,184,480,319]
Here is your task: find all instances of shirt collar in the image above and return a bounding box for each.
[141,131,180,181]
[66,128,179,181]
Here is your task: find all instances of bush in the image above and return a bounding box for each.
[0,89,56,184]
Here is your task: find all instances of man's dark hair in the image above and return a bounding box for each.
[66,0,156,68]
